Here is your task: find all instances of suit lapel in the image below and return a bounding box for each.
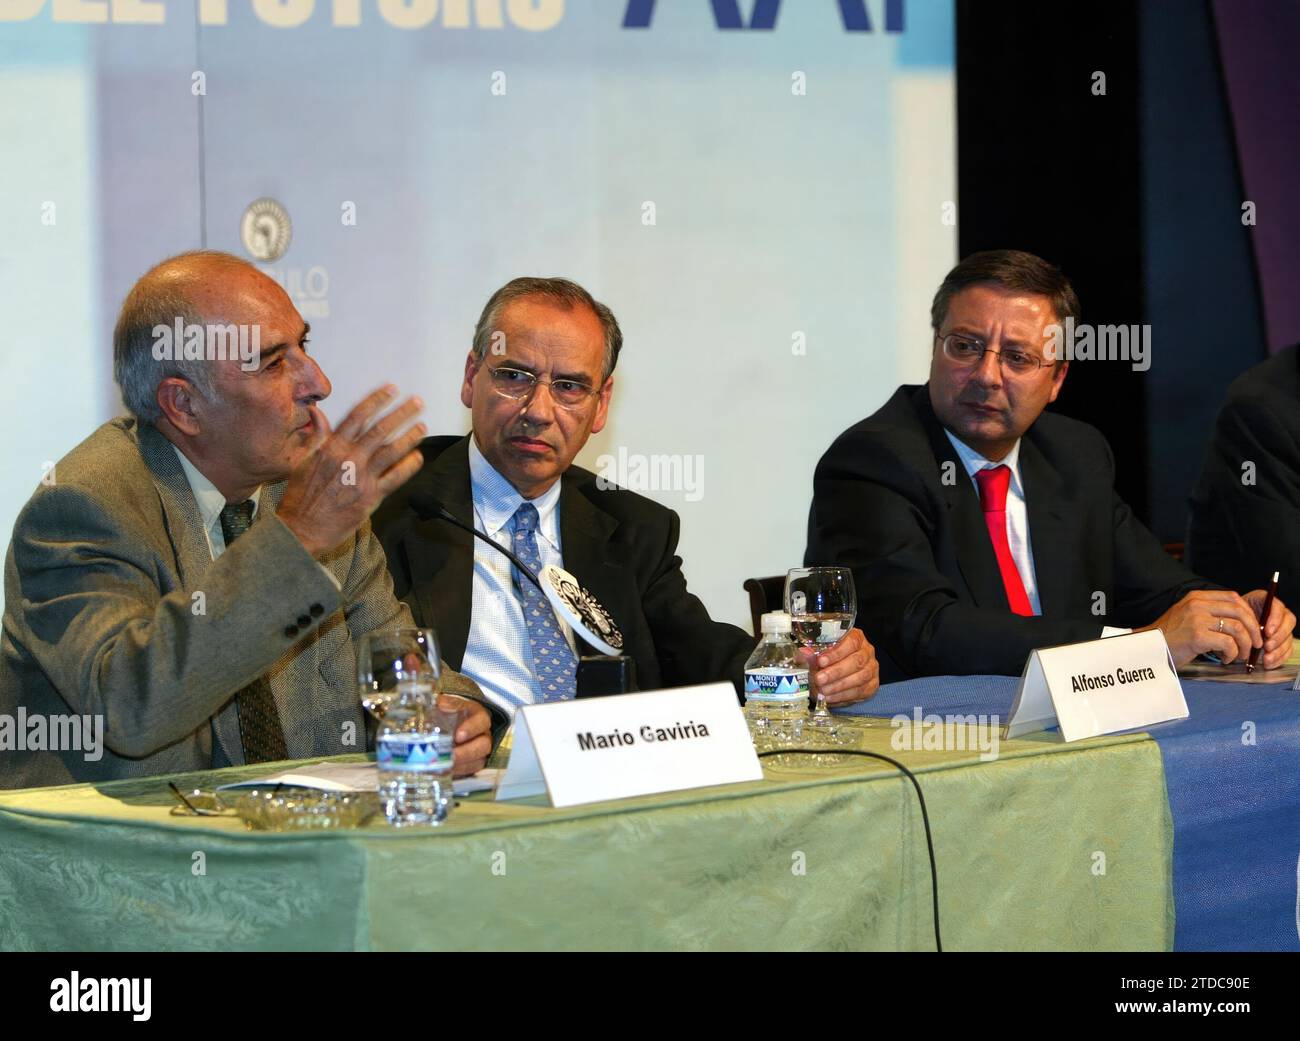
[137,423,215,590]
[915,391,1011,611]
[406,438,476,668]
[136,423,242,764]
[1019,436,1073,618]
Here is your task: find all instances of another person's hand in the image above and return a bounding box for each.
[803,627,880,706]
[1242,589,1295,670]
[440,694,492,777]
[1137,589,1267,666]
[279,385,425,557]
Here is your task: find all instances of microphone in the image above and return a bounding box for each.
[410,491,542,590]
[408,489,626,659]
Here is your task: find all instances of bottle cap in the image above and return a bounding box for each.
[760,611,792,635]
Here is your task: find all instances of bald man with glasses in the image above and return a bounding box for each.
[0,251,493,789]
[805,250,1294,683]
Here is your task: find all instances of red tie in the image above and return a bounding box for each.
[974,465,1034,616]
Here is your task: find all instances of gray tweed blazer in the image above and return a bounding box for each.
[0,417,482,789]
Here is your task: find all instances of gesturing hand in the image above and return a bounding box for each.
[278,386,426,558]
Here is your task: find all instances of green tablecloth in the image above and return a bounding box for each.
[0,726,1174,951]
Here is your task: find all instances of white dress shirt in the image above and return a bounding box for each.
[460,436,570,719]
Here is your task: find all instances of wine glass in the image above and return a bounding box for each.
[785,567,857,735]
[358,628,442,721]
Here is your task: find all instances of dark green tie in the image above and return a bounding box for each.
[219,501,288,764]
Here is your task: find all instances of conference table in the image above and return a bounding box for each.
[0,674,1295,952]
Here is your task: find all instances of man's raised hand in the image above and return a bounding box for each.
[278,386,426,557]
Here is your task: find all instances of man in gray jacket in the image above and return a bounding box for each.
[0,250,491,789]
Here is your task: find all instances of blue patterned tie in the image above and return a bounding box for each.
[511,502,577,702]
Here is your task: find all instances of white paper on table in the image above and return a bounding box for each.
[216,762,500,795]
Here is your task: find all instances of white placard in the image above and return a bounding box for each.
[1005,629,1187,741]
[495,683,762,807]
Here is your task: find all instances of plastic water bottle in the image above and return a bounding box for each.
[743,611,810,743]
[376,680,454,826]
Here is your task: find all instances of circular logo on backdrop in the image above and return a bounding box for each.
[240,198,292,261]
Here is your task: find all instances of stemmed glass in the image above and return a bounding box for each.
[358,627,442,721]
[785,567,857,736]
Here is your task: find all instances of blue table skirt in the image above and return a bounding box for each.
[843,675,1300,951]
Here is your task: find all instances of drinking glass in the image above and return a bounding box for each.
[785,567,857,734]
[358,628,441,720]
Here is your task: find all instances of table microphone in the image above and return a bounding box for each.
[409,490,542,589]
[407,490,628,664]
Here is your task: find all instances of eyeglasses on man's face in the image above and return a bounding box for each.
[485,363,600,409]
[937,333,1050,377]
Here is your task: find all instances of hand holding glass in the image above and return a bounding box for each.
[785,567,857,729]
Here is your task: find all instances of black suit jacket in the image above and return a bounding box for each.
[373,436,754,728]
[1187,343,1300,608]
[804,384,1214,681]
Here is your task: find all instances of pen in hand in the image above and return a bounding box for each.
[1246,570,1280,674]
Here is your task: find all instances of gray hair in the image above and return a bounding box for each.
[471,277,623,382]
[112,250,251,422]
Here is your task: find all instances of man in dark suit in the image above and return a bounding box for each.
[374,277,880,731]
[0,251,491,789]
[1187,343,1300,610]
[805,250,1294,682]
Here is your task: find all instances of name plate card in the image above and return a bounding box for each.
[1006,629,1188,741]
[496,683,762,807]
